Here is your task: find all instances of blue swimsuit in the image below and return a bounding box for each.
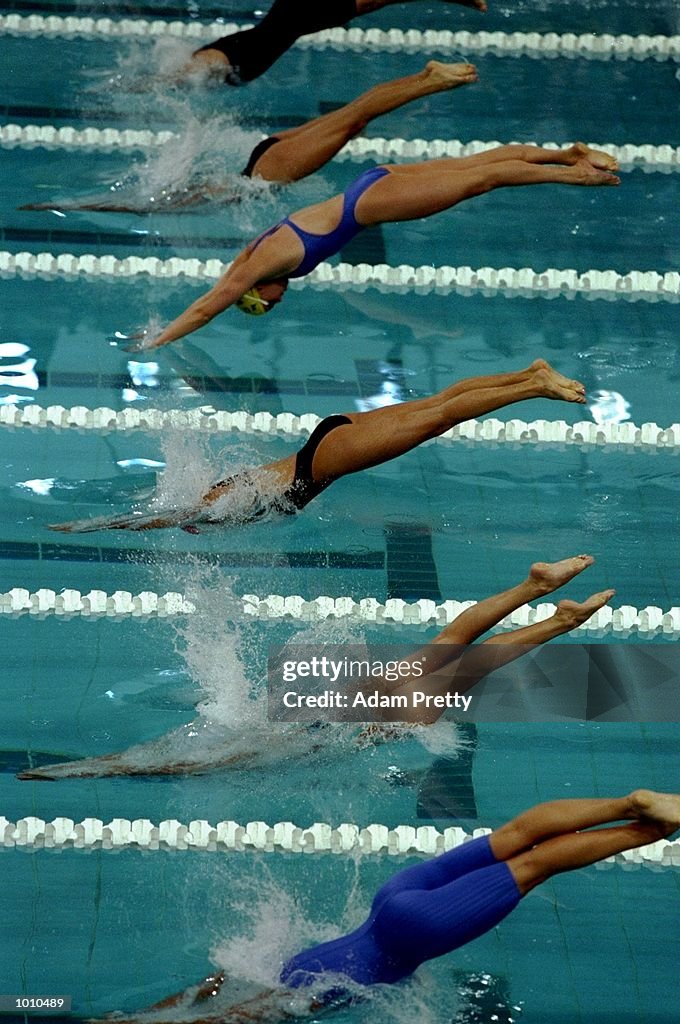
[280,835,521,998]
[250,166,391,278]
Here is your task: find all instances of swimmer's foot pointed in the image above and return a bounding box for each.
[553,589,616,628]
[629,789,680,830]
[529,358,587,403]
[529,554,595,595]
[566,141,619,172]
[567,159,620,186]
[424,60,478,88]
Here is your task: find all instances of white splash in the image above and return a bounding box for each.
[588,389,631,425]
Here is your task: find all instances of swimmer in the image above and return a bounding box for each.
[121,144,619,350]
[182,0,487,87]
[48,359,587,533]
[85,790,680,1022]
[20,62,478,213]
[18,554,612,779]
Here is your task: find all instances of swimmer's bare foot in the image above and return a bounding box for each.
[565,142,619,172]
[425,61,479,88]
[528,554,595,595]
[530,359,587,403]
[565,159,620,187]
[628,789,680,830]
[553,589,616,628]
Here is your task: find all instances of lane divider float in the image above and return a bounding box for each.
[1,16,678,62]
[2,404,679,453]
[2,251,678,302]
[2,815,678,866]
[2,125,677,173]
[2,588,677,637]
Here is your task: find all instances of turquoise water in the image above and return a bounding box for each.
[1,0,679,1020]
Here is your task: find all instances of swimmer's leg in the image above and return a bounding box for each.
[188,0,358,85]
[495,791,680,894]
[397,585,614,724]
[185,0,484,85]
[356,155,619,226]
[384,142,619,176]
[252,61,477,182]
[308,359,586,482]
[436,556,600,646]
[375,564,613,725]
[369,794,678,962]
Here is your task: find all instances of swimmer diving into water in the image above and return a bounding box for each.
[117,143,619,343]
[20,62,477,213]
[18,554,613,779]
[49,359,586,533]
[183,0,487,86]
[83,790,680,1023]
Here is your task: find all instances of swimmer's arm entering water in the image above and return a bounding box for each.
[128,241,295,351]
[48,508,204,533]
[84,973,323,1023]
[20,181,240,215]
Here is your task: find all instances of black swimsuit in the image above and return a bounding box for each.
[285,414,352,508]
[213,414,352,521]
[195,0,358,84]
[241,135,281,178]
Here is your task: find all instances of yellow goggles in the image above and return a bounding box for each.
[235,287,270,316]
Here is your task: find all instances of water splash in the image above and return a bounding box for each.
[588,389,631,425]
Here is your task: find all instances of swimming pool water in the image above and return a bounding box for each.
[1,0,679,1021]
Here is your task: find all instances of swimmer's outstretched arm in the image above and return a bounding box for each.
[16,720,315,780]
[17,740,261,780]
[125,241,295,351]
[20,182,240,215]
[48,507,206,533]
[85,980,316,1024]
[129,258,256,351]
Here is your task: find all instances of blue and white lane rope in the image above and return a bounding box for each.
[2,815,678,866]
[2,251,678,302]
[1,16,678,62]
[2,588,678,637]
[2,125,677,173]
[2,404,679,453]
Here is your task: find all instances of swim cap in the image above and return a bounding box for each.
[236,287,270,316]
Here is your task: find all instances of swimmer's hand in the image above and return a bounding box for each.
[109,329,161,353]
